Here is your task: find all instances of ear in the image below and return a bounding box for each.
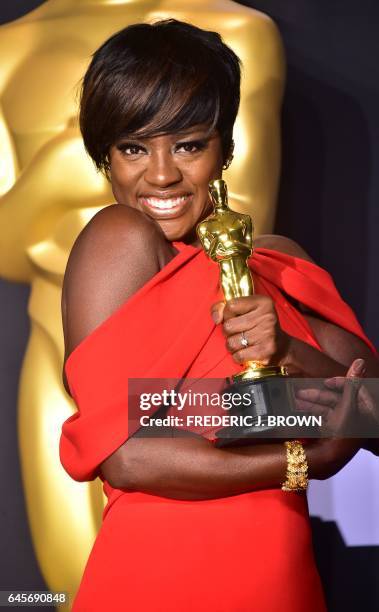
[223,139,235,170]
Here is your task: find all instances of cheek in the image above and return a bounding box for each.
[109,162,138,204]
[198,145,224,181]
[185,155,223,191]
[109,169,125,202]
[111,181,125,205]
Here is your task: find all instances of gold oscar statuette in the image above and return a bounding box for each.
[197,179,293,445]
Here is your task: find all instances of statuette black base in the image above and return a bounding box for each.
[215,375,295,448]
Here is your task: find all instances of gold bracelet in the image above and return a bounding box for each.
[282,440,308,492]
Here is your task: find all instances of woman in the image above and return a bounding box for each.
[60,19,378,611]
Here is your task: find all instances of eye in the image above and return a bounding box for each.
[175,140,207,154]
[117,143,146,156]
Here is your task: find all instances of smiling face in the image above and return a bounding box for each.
[109,125,224,244]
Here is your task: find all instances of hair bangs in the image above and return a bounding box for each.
[112,55,221,142]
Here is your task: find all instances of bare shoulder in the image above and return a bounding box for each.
[68,203,161,254]
[62,205,164,385]
[64,204,161,305]
[254,234,315,263]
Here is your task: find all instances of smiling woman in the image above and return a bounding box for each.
[79,19,237,243]
[60,17,378,612]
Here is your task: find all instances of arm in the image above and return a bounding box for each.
[207,235,219,260]
[100,427,361,498]
[103,432,289,499]
[62,204,164,385]
[283,314,379,377]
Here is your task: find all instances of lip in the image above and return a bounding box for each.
[139,191,192,199]
[138,193,194,219]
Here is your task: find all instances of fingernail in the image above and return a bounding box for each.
[351,359,366,376]
[212,310,221,324]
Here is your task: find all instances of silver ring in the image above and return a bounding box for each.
[240,331,248,348]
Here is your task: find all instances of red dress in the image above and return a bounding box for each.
[60,244,374,611]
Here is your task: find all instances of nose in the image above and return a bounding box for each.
[144,149,182,187]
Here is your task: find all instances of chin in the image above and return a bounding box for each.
[157,222,186,243]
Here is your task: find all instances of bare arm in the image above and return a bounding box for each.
[103,432,291,499]
[101,426,362,498]
[281,314,379,377]
[61,204,168,390]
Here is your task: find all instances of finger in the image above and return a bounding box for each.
[211,301,226,325]
[295,388,340,407]
[347,358,366,378]
[324,360,366,390]
[225,329,253,353]
[359,385,376,411]
[222,312,254,335]
[222,296,268,321]
[334,375,360,427]
[294,398,331,417]
[223,311,276,336]
[358,385,379,423]
[231,344,271,365]
[336,361,366,418]
[324,377,345,391]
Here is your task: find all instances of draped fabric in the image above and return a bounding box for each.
[59,244,373,612]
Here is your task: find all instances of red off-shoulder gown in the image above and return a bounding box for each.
[60,244,375,611]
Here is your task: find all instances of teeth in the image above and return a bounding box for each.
[143,196,189,210]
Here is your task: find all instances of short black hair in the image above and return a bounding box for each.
[79,19,241,173]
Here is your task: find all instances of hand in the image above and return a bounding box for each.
[211,295,291,365]
[323,368,379,429]
[292,359,370,479]
[295,358,379,436]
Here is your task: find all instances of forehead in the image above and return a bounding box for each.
[117,125,218,143]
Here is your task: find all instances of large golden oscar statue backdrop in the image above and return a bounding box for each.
[0,0,285,606]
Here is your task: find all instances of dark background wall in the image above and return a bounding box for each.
[0,1,378,610]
